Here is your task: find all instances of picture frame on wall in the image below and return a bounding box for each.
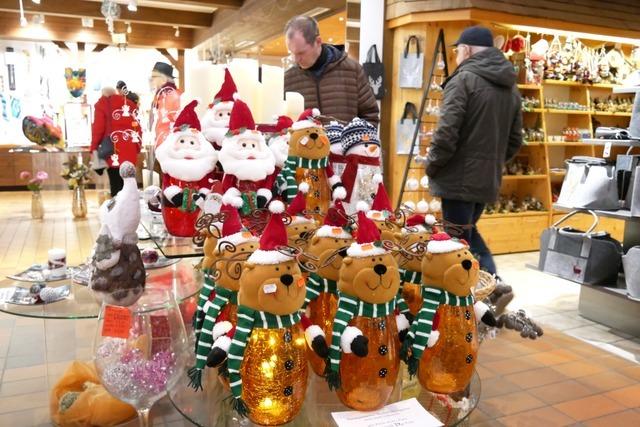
[63,102,92,148]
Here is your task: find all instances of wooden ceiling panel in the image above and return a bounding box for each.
[0,0,214,28]
[0,11,193,49]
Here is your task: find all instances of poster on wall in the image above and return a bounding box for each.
[63,102,92,148]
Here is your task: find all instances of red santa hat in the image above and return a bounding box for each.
[173,100,201,132]
[316,200,352,239]
[291,108,322,131]
[210,68,237,112]
[257,115,294,134]
[366,174,394,221]
[217,193,258,249]
[247,200,293,265]
[286,182,315,225]
[347,201,387,258]
[404,199,437,232]
[224,95,264,144]
[427,232,467,254]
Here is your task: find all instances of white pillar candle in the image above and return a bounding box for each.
[285,91,305,119]
[229,58,259,107]
[47,248,67,279]
[261,65,285,121]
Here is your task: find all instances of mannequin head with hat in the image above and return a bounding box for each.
[150,61,175,90]
[452,26,494,66]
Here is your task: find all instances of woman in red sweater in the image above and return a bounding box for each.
[90,84,142,196]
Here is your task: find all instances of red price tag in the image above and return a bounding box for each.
[101,305,132,339]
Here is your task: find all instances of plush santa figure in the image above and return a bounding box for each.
[326,121,346,177]
[340,117,383,214]
[367,174,395,221]
[155,100,217,237]
[201,68,237,150]
[218,96,276,218]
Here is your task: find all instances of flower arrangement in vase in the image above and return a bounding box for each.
[19,170,48,219]
[61,155,92,218]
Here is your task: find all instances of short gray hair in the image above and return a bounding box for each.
[285,16,319,45]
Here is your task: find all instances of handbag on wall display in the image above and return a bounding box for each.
[362,44,385,100]
[622,246,640,298]
[615,147,640,210]
[396,102,419,154]
[399,35,424,89]
[558,156,619,210]
[539,210,623,286]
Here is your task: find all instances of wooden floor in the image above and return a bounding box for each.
[0,191,639,426]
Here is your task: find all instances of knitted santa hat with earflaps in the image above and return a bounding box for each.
[315,199,352,239]
[291,108,322,131]
[216,192,258,249]
[209,68,237,112]
[347,201,387,258]
[286,182,315,225]
[404,199,437,233]
[367,174,394,221]
[224,95,264,144]
[247,200,294,265]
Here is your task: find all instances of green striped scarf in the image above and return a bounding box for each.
[327,292,396,374]
[193,287,238,371]
[193,269,216,347]
[407,286,474,360]
[303,272,337,308]
[228,305,302,407]
[276,155,329,202]
[396,268,422,314]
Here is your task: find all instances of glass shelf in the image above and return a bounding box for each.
[140,207,204,259]
[169,368,480,427]
[0,259,202,319]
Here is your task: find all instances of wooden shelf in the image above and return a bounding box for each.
[481,211,548,218]
[543,80,616,89]
[591,111,632,117]
[522,108,543,113]
[502,174,547,180]
[553,204,640,222]
[545,108,590,115]
[518,84,541,90]
[544,141,594,146]
[523,141,544,146]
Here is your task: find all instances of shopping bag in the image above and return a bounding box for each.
[622,246,640,298]
[399,35,424,88]
[396,102,418,154]
[362,44,385,99]
[539,210,622,286]
[569,160,619,210]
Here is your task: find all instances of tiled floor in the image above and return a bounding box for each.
[0,191,639,426]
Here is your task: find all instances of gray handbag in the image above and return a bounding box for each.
[622,246,640,299]
[560,157,619,210]
[539,210,622,286]
[399,35,424,89]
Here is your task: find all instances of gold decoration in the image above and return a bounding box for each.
[337,314,400,411]
[72,185,88,219]
[306,292,338,376]
[31,191,44,219]
[295,168,330,222]
[241,326,308,426]
[418,305,478,394]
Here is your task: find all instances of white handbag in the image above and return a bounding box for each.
[559,157,619,210]
[399,36,424,89]
[622,246,640,298]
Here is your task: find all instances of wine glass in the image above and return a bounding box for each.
[94,288,188,426]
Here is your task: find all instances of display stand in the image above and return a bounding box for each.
[169,369,480,427]
[552,204,640,337]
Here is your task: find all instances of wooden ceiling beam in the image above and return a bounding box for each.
[0,12,194,49]
[0,0,214,28]
[144,0,243,9]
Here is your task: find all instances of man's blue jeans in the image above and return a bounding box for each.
[441,198,497,275]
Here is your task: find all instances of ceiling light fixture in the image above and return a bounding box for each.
[18,0,27,27]
[127,0,137,12]
[32,0,41,4]
[174,26,180,37]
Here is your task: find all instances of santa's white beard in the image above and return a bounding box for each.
[269,135,289,168]
[219,144,275,182]
[159,155,216,181]
[202,126,227,146]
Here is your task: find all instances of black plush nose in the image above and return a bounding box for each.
[309,132,318,140]
[461,259,472,271]
[339,249,348,258]
[374,264,387,276]
[280,274,294,287]
[299,231,310,240]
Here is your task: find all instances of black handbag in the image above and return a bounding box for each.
[538,210,622,286]
[97,96,114,160]
[362,44,384,99]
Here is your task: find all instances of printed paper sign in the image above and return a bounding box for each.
[331,398,444,427]
[101,305,132,338]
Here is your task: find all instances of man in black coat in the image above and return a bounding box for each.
[426,26,523,275]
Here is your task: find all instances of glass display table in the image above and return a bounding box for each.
[140,207,204,259]
[169,368,480,427]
